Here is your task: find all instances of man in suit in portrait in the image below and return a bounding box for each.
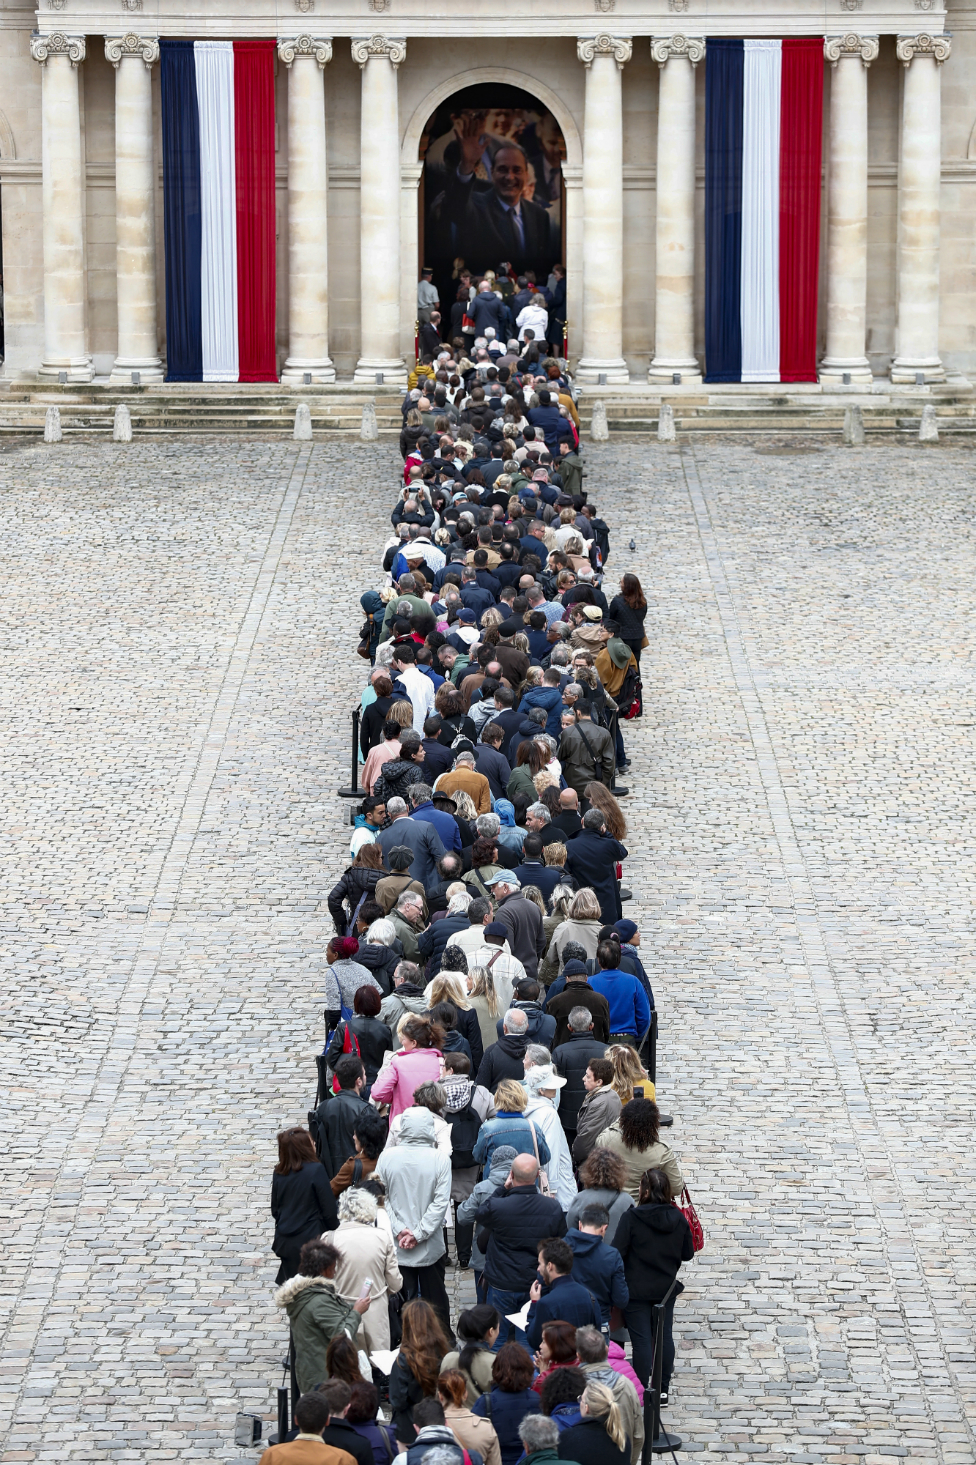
[430,113,555,280]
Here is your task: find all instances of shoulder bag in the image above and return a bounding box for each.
[573,720,608,786]
[528,1118,553,1197]
[674,1184,705,1251]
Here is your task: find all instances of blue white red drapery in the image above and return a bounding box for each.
[160,39,277,382]
[705,38,824,383]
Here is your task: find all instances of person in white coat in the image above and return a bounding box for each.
[522,1063,577,1211]
[329,1185,404,1353]
[375,1106,453,1338]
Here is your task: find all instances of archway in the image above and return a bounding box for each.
[415,81,569,345]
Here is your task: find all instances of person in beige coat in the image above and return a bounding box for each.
[595,1097,683,1203]
[438,1369,503,1465]
[546,889,605,968]
[329,1186,403,1352]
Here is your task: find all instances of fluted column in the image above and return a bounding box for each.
[105,35,162,384]
[819,34,878,385]
[278,36,336,385]
[31,33,93,382]
[352,36,407,385]
[891,33,951,383]
[649,35,704,384]
[576,35,632,384]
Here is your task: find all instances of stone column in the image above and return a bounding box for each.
[277,36,335,385]
[891,33,951,383]
[105,35,163,384]
[30,33,93,382]
[576,35,632,384]
[649,35,705,384]
[352,36,407,385]
[819,34,878,385]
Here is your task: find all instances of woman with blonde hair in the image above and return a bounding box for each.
[606,1042,655,1106]
[424,966,483,1065]
[471,1078,552,1171]
[559,1381,629,1465]
[546,886,604,968]
[467,965,501,1052]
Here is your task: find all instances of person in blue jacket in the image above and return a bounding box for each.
[525,1237,604,1350]
[588,941,650,1043]
[565,1205,629,1328]
[518,670,566,739]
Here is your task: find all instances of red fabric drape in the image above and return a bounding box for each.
[778,38,823,382]
[234,40,277,382]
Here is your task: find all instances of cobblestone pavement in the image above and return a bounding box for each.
[0,436,974,1465]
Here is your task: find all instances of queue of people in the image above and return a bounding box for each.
[260,393,701,1465]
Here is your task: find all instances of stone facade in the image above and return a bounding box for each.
[0,1,973,382]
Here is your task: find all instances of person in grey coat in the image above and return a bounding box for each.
[375,1106,453,1337]
[456,1145,518,1280]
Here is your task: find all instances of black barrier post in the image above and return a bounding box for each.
[338,708,362,798]
[649,1009,658,1085]
[609,710,620,791]
[641,1279,682,1460]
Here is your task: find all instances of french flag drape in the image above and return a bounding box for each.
[705,38,824,383]
[160,39,277,382]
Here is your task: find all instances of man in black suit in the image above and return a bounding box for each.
[431,116,555,280]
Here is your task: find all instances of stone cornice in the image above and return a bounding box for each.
[824,33,880,66]
[104,33,158,67]
[896,31,951,64]
[30,30,85,64]
[350,34,406,68]
[651,33,705,66]
[577,34,633,67]
[277,33,332,66]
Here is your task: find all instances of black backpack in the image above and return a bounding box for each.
[447,1102,482,1168]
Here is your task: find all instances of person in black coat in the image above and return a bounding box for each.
[511,835,569,909]
[546,968,611,1049]
[271,1127,338,1284]
[474,1022,529,1093]
[551,1022,609,1137]
[417,907,471,980]
[325,986,394,1085]
[475,1153,567,1346]
[564,815,627,927]
[328,845,385,936]
[558,1382,631,1465]
[360,679,396,757]
[315,1056,371,1174]
[606,575,647,668]
[613,1167,695,1394]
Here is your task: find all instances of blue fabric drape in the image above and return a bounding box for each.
[161,40,203,382]
[705,39,744,383]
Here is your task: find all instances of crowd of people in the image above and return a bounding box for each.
[261,342,700,1465]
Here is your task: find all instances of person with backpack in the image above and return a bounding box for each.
[440,1304,501,1404]
[346,1380,399,1465]
[330,1109,387,1197]
[325,986,394,1087]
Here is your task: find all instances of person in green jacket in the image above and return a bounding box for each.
[275,1238,372,1394]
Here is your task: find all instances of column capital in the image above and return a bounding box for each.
[277,35,332,67]
[896,32,951,66]
[105,34,159,69]
[577,34,632,69]
[30,32,86,66]
[824,33,879,67]
[651,34,705,67]
[350,35,406,69]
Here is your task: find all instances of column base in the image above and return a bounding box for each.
[575,357,630,385]
[353,357,407,386]
[819,357,873,386]
[281,357,337,386]
[648,356,702,385]
[109,356,164,386]
[890,356,945,385]
[38,355,94,384]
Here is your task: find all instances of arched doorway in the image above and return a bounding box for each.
[418,84,567,342]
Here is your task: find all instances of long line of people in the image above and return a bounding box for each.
[261,380,700,1465]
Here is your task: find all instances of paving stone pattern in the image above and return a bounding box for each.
[0,436,973,1465]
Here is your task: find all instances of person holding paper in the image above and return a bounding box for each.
[524,1239,602,1351]
[275,1239,372,1395]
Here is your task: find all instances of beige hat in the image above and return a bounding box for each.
[581,605,604,621]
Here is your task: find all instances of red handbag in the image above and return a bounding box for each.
[675,1185,705,1252]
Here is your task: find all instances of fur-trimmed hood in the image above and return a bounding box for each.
[274,1273,335,1310]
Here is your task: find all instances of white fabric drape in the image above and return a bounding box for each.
[195,41,239,382]
[740,39,781,382]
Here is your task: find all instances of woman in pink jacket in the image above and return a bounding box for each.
[370,1014,445,1121]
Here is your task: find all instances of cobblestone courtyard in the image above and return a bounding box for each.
[0,436,974,1465]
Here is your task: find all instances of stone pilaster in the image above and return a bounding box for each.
[576,34,632,384]
[819,34,878,385]
[278,36,336,385]
[649,35,705,384]
[105,35,163,384]
[891,33,951,383]
[31,32,93,382]
[352,36,408,385]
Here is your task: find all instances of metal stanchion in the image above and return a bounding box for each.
[338,708,362,799]
[641,1279,682,1460]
